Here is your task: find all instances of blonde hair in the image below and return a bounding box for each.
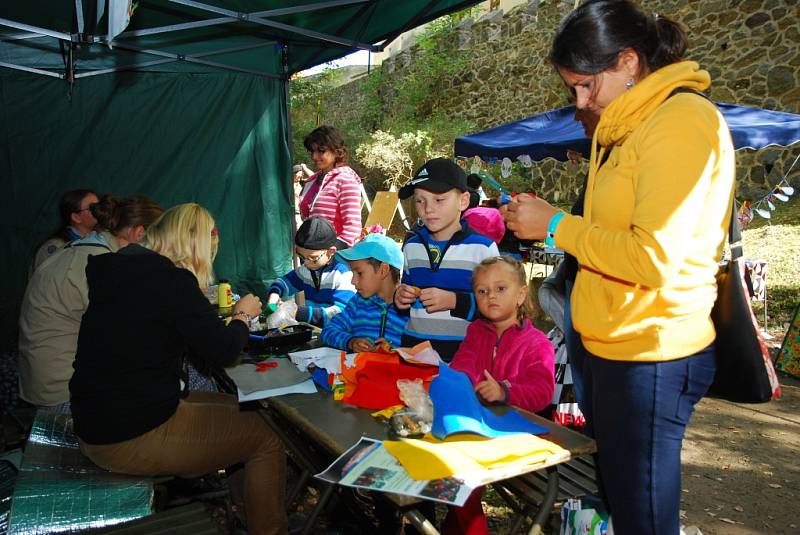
[473,256,537,321]
[142,203,217,291]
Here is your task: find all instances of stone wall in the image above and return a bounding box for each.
[318,0,800,202]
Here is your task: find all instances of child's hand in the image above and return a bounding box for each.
[418,288,456,313]
[475,370,505,403]
[349,337,376,353]
[373,337,391,350]
[394,284,420,309]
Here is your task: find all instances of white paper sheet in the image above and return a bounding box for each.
[237,378,317,402]
[288,346,355,374]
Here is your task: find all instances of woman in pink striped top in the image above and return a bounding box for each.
[299,125,363,248]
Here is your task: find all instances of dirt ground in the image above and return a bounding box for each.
[679,374,799,535]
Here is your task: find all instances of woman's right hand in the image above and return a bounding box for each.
[233,294,262,321]
[501,194,558,240]
[394,284,420,310]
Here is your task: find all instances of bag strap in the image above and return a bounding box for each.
[670,87,742,262]
[728,200,743,261]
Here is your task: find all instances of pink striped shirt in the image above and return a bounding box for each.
[299,166,363,246]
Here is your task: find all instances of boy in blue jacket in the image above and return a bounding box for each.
[394,158,499,361]
[267,217,355,327]
[321,233,408,351]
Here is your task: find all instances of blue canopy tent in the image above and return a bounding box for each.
[455,103,800,161]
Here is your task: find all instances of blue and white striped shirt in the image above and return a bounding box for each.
[320,293,408,350]
[401,221,499,361]
[267,260,356,327]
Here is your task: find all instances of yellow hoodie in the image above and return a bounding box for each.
[555,61,735,361]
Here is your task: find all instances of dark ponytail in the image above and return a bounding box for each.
[91,194,163,235]
[549,0,687,75]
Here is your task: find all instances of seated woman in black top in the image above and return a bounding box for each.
[70,203,286,535]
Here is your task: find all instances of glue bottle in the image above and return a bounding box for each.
[218,280,233,309]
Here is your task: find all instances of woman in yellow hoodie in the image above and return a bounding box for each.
[503,1,734,533]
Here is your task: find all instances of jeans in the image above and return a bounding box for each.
[583,346,716,535]
[564,279,587,411]
[80,391,287,535]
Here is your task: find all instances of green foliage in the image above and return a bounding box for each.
[355,130,433,190]
[390,13,472,121]
[741,195,800,336]
[289,67,339,109]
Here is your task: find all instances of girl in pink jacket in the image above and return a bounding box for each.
[451,255,555,412]
[444,255,555,535]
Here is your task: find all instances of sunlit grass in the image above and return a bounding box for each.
[741,195,800,337]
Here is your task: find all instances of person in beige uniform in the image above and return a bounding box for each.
[31,189,100,272]
[18,195,163,407]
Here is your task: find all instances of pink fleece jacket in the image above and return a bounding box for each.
[449,318,555,413]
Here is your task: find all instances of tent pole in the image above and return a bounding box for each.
[118,0,370,40]
[0,61,64,78]
[74,0,85,36]
[375,0,442,52]
[74,41,279,78]
[168,0,379,51]
[303,1,375,69]
[108,42,284,79]
[282,42,301,270]
[0,18,72,41]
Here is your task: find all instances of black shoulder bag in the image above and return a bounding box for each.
[708,202,781,403]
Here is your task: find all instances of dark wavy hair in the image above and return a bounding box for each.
[303,125,348,166]
[91,194,163,235]
[549,0,687,75]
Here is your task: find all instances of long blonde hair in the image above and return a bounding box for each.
[473,256,537,321]
[142,203,218,290]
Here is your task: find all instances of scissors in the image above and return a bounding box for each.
[255,361,279,372]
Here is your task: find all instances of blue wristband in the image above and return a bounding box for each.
[545,211,566,247]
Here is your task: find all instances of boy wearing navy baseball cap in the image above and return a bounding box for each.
[320,233,408,352]
[394,158,500,361]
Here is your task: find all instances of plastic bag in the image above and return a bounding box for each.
[397,378,433,423]
[560,497,610,535]
[266,300,298,329]
[389,379,434,437]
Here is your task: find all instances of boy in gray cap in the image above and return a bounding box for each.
[266,217,356,327]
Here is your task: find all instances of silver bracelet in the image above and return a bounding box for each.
[231,311,251,322]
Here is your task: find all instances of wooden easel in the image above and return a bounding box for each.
[362,187,411,230]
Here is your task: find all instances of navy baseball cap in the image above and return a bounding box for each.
[398,158,468,200]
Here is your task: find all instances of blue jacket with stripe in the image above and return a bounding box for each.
[320,293,408,350]
[267,260,356,327]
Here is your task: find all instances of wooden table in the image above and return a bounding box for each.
[260,388,595,534]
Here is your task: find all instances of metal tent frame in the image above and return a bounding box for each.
[0,0,481,81]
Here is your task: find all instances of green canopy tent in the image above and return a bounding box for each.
[0,0,482,346]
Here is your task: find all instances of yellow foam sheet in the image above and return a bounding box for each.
[384,432,566,481]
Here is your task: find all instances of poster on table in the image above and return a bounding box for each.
[315,438,476,506]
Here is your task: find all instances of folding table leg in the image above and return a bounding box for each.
[299,482,336,535]
[527,468,559,535]
[403,508,440,535]
[286,468,310,510]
